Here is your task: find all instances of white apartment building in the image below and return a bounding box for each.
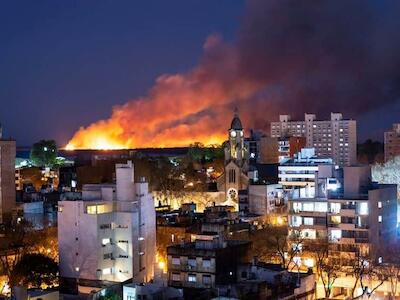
[58,161,156,289]
[288,165,398,264]
[279,148,335,199]
[384,123,400,162]
[271,113,357,166]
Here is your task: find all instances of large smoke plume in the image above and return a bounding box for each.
[67,0,400,149]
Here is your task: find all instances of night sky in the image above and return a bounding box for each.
[1,1,399,147]
[0,1,244,146]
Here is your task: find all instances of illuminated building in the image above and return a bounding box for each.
[271,113,357,166]
[384,123,400,162]
[288,165,397,265]
[279,148,335,199]
[217,110,249,209]
[0,126,16,222]
[58,161,156,292]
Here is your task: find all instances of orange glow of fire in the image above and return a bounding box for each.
[65,34,261,150]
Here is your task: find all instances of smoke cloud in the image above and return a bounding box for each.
[67,0,400,149]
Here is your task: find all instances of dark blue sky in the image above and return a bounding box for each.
[0,1,244,146]
[1,1,399,147]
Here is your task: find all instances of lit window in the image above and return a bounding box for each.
[304,258,314,268]
[291,216,302,227]
[330,203,341,213]
[359,202,369,215]
[378,215,382,223]
[102,268,112,275]
[172,257,180,265]
[314,202,328,212]
[102,238,110,245]
[378,257,383,264]
[330,229,342,241]
[303,203,314,212]
[303,217,314,226]
[188,274,197,282]
[378,202,382,209]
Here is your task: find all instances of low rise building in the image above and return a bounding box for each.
[167,233,251,291]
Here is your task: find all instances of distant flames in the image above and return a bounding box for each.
[66,1,400,150]
[66,34,258,150]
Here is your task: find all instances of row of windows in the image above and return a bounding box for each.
[171,273,212,284]
[171,257,212,268]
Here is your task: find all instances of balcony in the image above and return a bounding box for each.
[338,223,355,230]
[355,237,369,244]
[340,209,356,217]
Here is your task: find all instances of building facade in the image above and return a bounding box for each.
[167,233,250,290]
[58,161,156,291]
[384,123,400,162]
[271,113,357,166]
[0,128,16,222]
[279,148,335,199]
[288,165,398,265]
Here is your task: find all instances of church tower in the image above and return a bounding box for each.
[220,109,249,209]
[225,109,246,166]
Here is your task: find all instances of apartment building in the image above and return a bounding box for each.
[167,233,250,290]
[384,123,400,162]
[278,136,307,162]
[58,161,156,292]
[0,128,16,222]
[271,113,357,166]
[279,148,335,199]
[288,165,397,264]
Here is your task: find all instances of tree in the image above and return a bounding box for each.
[99,290,122,300]
[308,238,342,299]
[261,226,303,269]
[0,219,35,284]
[379,242,400,299]
[30,140,58,168]
[10,253,58,288]
[372,156,400,198]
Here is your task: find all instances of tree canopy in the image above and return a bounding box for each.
[10,253,58,288]
[30,140,58,168]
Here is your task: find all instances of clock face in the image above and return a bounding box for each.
[230,131,237,137]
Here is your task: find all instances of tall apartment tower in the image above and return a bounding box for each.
[58,161,156,293]
[271,113,357,166]
[384,123,400,162]
[0,126,16,222]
